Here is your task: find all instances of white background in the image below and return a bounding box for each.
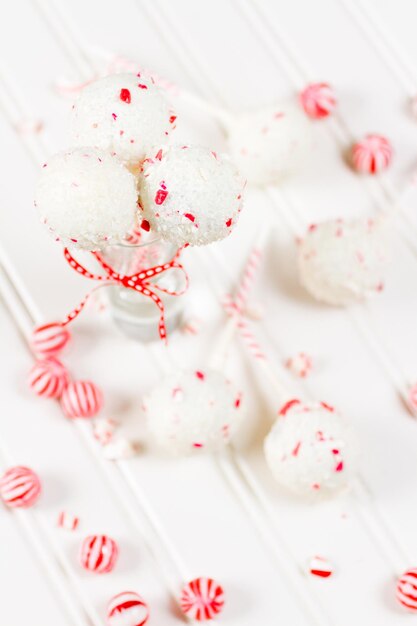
[1,0,417,624]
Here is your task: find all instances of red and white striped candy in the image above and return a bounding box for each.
[309,556,333,578]
[28,357,69,399]
[61,380,103,419]
[57,511,79,531]
[107,591,149,626]
[180,577,225,621]
[0,466,41,508]
[351,134,392,174]
[300,82,336,119]
[397,568,417,611]
[80,535,119,574]
[30,322,71,357]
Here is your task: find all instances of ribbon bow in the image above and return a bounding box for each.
[62,247,188,343]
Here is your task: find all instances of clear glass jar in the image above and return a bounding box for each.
[101,234,186,342]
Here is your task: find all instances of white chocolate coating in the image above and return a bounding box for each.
[145,369,245,455]
[138,145,245,246]
[264,400,357,498]
[35,148,138,250]
[70,73,175,165]
[227,102,312,186]
[298,217,390,306]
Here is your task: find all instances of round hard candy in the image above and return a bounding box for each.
[300,83,336,119]
[61,380,103,419]
[180,577,225,621]
[351,134,392,174]
[0,466,41,508]
[30,322,71,357]
[80,534,119,573]
[397,568,417,611]
[28,357,69,399]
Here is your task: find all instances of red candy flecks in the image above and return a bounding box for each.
[154,182,168,205]
[180,577,225,621]
[120,88,131,103]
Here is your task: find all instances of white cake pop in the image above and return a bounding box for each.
[298,217,390,306]
[138,145,245,246]
[34,148,138,250]
[70,73,176,165]
[264,399,356,497]
[144,369,245,455]
[226,102,312,186]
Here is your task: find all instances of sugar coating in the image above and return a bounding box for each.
[138,145,245,246]
[34,148,138,250]
[264,400,356,497]
[145,369,245,455]
[227,102,312,186]
[298,217,390,306]
[70,73,176,165]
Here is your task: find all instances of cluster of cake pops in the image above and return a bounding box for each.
[34,73,245,251]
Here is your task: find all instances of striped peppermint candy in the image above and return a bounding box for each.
[30,322,71,357]
[107,591,149,626]
[300,82,336,119]
[0,466,41,508]
[397,568,417,611]
[351,134,392,174]
[180,577,225,621]
[80,535,119,574]
[28,357,69,399]
[61,380,103,419]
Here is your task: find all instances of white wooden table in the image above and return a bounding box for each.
[1,1,417,624]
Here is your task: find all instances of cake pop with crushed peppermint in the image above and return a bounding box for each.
[298,217,390,306]
[264,399,357,497]
[138,145,245,247]
[70,73,176,166]
[144,369,245,455]
[226,101,312,186]
[35,148,138,251]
